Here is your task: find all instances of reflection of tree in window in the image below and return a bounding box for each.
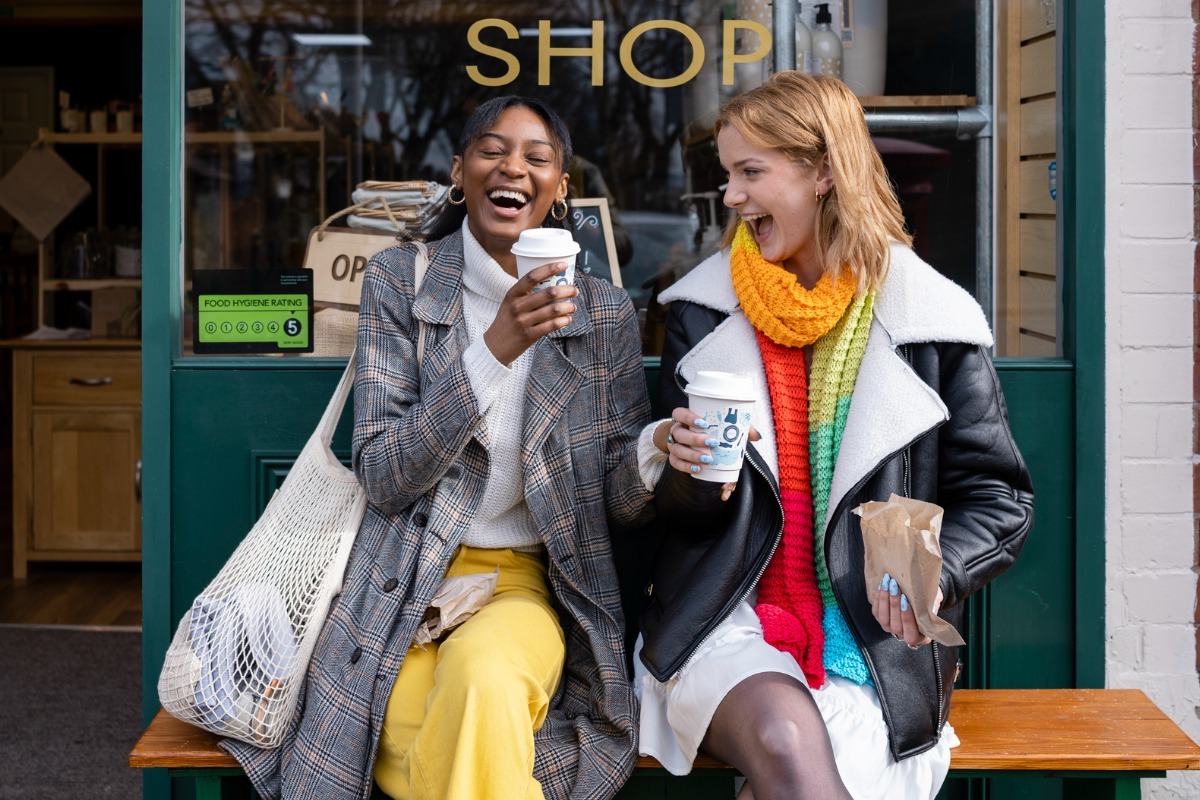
[183,0,714,280]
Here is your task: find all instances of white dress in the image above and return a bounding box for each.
[633,596,959,800]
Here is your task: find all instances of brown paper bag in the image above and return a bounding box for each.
[853,494,964,646]
[412,570,499,648]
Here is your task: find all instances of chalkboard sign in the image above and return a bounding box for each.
[569,197,622,288]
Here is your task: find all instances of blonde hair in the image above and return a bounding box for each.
[715,71,911,293]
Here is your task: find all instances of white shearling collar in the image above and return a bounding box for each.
[658,244,993,348]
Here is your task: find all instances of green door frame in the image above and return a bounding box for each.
[1059,0,1106,690]
[141,0,180,724]
[138,0,1107,772]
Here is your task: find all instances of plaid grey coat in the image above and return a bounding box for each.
[225,229,655,799]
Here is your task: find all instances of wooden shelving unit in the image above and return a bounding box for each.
[34,127,325,329]
[33,129,142,331]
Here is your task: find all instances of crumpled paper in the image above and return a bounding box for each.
[413,569,499,648]
[853,494,965,646]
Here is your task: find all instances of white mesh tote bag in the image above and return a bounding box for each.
[158,242,429,747]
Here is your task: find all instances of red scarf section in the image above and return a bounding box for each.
[754,330,826,689]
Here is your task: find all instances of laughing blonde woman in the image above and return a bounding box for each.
[633,72,1035,800]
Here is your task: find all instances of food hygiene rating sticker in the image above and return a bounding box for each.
[193,270,314,354]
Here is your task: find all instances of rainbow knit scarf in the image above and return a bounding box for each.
[731,223,875,688]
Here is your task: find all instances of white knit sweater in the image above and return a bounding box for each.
[457,221,541,550]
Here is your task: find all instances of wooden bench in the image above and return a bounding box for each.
[131,689,1200,799]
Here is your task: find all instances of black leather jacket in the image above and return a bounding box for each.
[639,301,1035,760]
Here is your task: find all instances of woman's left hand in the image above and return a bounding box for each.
[871,573,942,649]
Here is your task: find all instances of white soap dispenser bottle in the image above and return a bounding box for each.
[796,4,814,74]
[811,3,843,79]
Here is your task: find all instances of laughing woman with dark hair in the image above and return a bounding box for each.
[225,96,657,800]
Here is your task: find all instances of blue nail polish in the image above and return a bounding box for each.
[878,576,887,590]
[700,455,714,464]
[888,578,898,597]
[692,419,711,429]
[900,594,909,612]
[705,438,720,447]
[689,465,701,473]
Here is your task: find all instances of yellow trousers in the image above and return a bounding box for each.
[373,546,565,800]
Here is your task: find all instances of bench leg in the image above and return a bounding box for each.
[1062,776,1141,800]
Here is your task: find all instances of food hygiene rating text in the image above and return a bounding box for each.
[466,19,772,88]
[199,297,306,309]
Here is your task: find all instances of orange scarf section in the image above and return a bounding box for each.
[730,223,855,348]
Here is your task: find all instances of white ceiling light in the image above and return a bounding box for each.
[292,33,372,46]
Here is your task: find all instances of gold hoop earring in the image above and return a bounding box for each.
[815,189,824,203]
[448,185,465,206]
[551,199,568,221]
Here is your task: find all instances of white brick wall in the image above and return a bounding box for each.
[1106,2,1198,797]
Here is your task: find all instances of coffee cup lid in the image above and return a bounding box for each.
[511,227,581,258]
[684,370,756,402]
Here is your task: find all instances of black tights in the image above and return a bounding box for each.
[700,672,853,800]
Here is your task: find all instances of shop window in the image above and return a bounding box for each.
[179,0,1059,359]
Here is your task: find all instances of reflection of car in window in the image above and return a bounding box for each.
[619,210,704,353]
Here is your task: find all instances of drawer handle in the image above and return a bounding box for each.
[135,459,142,502]
[68,377,113,387]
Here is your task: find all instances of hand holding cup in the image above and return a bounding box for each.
[485,229,582,365]
[660,401,761,501]
[484,261,578,365]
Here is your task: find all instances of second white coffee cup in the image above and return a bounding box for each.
[684,370,756,482]
[511,228,580,292]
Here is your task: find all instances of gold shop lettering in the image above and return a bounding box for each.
[467,19,771,87]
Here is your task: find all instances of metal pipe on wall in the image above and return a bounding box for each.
[976,0,994,327]
[865,108,990,137]
[772,0,798,72]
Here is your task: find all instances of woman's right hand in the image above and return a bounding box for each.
[655,408,718,474]
[655,408,759,501]
[483,261,578,365]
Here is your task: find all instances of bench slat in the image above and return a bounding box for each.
[129,709,239,769]
[131,689,1200,773]
[949,689,1200,772]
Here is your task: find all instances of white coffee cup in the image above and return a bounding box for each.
[684,370,757,482]
[511,228,580,292]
